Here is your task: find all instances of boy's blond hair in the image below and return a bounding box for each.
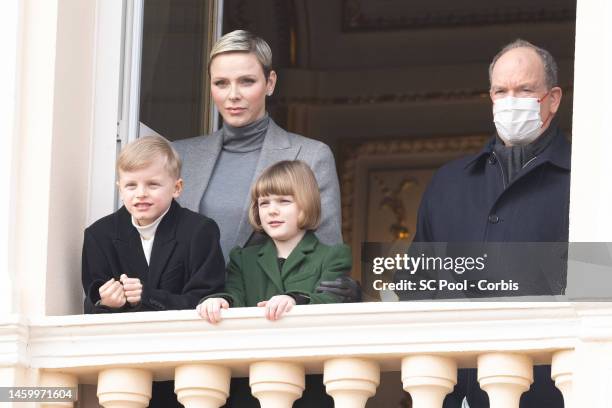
[249,161,321,232]
[116,135,182,179]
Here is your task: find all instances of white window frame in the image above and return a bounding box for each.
[87,0,124,225]
[88,0,224,222]
[120,0,145,147]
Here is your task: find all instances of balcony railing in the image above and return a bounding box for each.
[4,302,612,407]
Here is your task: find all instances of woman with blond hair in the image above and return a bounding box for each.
[174,30,358,301]
[174,30,358,408]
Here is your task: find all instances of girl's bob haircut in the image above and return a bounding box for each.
[249,160,321,232]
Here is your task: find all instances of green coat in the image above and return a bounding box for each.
[215,232,352,307]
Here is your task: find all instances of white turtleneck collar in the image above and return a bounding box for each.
[131,206,171,264]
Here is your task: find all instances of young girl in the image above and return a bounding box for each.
[197,160,351,323]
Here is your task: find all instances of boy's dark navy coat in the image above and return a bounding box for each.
[82,199,225,313]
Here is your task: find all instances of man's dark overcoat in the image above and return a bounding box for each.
[414,124,570,244]
[407,124,570,408]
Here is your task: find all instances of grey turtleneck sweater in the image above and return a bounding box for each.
[199,115,269,261]
[493,120,558,185]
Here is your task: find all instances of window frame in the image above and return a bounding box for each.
[88,0,224,220]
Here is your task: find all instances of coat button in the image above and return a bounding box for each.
[488,214,500,224]
[488,155,497,165]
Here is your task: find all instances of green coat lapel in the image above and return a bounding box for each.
[281,232,318,278]
[256,239,283,293]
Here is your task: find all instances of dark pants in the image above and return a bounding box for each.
[443,365,563,408]
[149,381,183,408]
[223,374,333,408]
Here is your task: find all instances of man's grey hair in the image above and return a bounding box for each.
[489,39,559,89]
[209,30,273,79]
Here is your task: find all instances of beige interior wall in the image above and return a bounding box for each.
[0,0,23,316]
[14,0,59,317]
[13,0,96,317]
[45,0,96,316]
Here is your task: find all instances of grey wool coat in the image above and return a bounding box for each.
[173,119,342,249]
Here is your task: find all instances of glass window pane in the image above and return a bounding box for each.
[139,0,216,141]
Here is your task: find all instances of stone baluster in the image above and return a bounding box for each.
[39,371,78,407]
[401,355,457,408]
[551,349,574,407]
[249,361,304,408]
[174,364,231,408]
[478,353,533,408]
[97,368,152,408]
[323,358,380,407]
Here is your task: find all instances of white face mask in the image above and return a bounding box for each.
[493,96,543,146]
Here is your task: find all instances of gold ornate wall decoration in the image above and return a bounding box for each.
[270,86,573,109]
[269,88,491,108]
[374,175,418,241]
[340,135,489,245]
[340,134,489,298]
[342,0,576,31]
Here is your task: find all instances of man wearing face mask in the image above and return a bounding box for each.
[414,38,569,246]
[406,40,568,407]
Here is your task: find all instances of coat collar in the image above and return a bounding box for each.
[148,200,179,288]
[179,131,223,212]
[280,231,318,279]
[179,119,301,248]
[112,200,179,287]
[539,125,571,170]
[464,122,571,172]
[256,231,319,290]
[256,238,283,292]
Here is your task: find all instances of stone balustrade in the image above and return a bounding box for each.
[2,302,612,407]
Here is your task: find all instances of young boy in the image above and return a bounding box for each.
[81,135,225,313]
[82,136,226,407]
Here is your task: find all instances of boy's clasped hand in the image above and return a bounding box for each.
[98,274,143,309]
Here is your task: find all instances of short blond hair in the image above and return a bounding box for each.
[249,161,321,232]
[116,135,182,179]
[209,30,273,79]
